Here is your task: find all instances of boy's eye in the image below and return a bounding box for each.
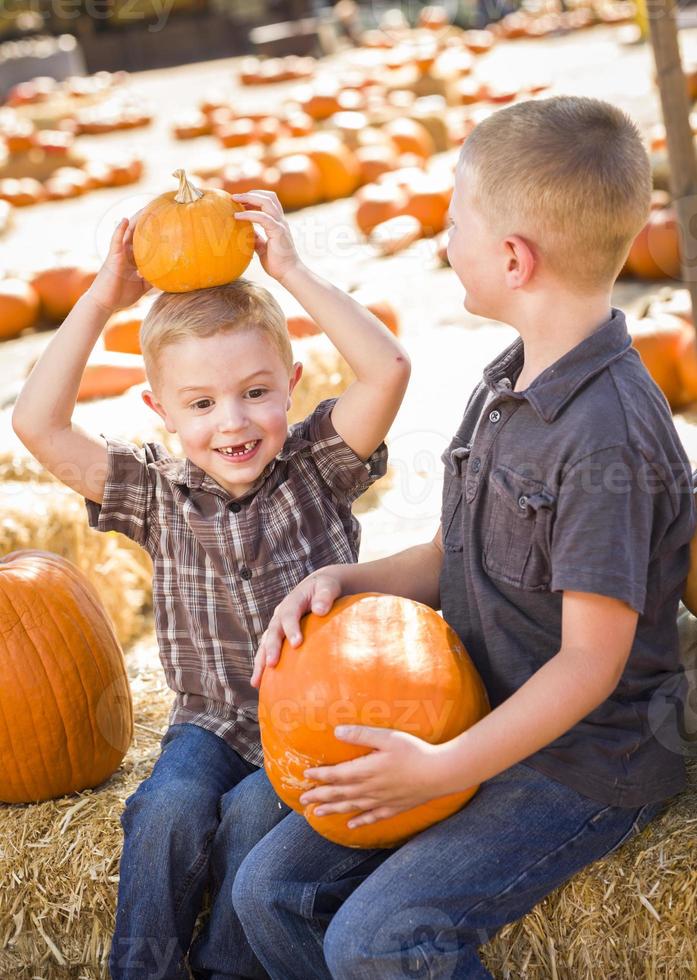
[191,399,213,410]
[247,387,267,399]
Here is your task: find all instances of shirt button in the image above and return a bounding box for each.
[229,502,241,513]
[489,410,501,424]
[518,495,528,510]
[471,457,481,473]
[240,566,253,580]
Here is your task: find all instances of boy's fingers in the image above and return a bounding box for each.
[109,218,128,250]
[232,190,281,214]
[280,609,303,647]
[250,650,265,688]
[234,210,283,233]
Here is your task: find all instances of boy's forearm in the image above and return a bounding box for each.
[436,647,620,794]
[12,292,110,438]
[328,539,443,610]
[281,263,408,382]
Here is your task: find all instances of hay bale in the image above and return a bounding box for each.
[482,762,697,978]
[0,481,152,649]
[1,629,695,979]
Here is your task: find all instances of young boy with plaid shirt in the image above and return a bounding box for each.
[12,190,410,979]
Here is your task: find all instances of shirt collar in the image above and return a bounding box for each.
[482,308,631,423]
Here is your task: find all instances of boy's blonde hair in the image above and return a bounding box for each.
[141,280,292,389]
[459,96,652,290]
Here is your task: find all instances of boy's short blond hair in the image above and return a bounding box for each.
[459,96,652,290]
[141,280,292,389]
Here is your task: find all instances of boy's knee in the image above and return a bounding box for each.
[219,770,289,846]
[121,778,217,845]
[231,849,267,926]
[324,916,369,980]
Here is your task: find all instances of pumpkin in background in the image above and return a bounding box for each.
[260,593,488,848]
[0,278,40,339]
[304,134,360,201]
[133,170,254,292]
[287,313,321,338]
[274,154,322,211]
[31,262,97,321]
[103,296,155,354]
[625,207,681,281]
[354,182,408,236]
[402,175,452,236]
[361,296,401,335]
[78,351,147,401]
[355,143,398,185]
[629,313,692,409]
[0,550,133,803]
[384,118,436,160]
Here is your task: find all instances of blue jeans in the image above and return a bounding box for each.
[232,762,664,979]
[109,723,290,980]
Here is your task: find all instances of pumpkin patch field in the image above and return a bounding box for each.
[1,14,697,980]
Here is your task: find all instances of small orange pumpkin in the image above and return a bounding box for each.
[625,207,682,281]
[354,182,408,236]
[133,170,254,293]
[274,154,322,211]
[287,313,321,338]
[304,135,360,201]
[32,263,97,322]
[384,118,435,160]
[103,297,155,354]
[0,278,40,339]
[402,176,452,236]
[259,593,489,848]
[629,313,692,409]
[78,351,147,401]
[0,550,133,803]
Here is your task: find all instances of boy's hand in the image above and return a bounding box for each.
[299,727,451,828]
[251,572,342,688]
[88,216,150,314]
[232,191,303,284]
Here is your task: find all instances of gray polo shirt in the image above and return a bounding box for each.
[439,309,695,806]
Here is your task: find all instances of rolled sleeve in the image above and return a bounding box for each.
[85,437,158,549]
[297,398,388,502]
[550,444,657,614]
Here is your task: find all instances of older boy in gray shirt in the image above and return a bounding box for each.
[236,97,695,979]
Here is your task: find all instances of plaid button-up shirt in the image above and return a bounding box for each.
[86,399,387,766]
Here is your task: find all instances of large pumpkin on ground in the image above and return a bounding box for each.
[0,551,133,803]
[259,593,489,848]
[133,169,254,292]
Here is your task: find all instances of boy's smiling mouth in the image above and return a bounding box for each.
[214,440,261,461]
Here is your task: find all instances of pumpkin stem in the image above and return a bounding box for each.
[173,169,204,205]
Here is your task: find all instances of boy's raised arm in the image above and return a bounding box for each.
[12,218,148,503]
[233,191,411,461]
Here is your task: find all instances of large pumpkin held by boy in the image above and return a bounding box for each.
[133,169,254,292]
[259,592,489,848]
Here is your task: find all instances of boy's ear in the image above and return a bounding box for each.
[287,361,303,409]
[503,235,536,288]
[142,389,177,434]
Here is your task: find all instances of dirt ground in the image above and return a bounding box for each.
[3,22,697,559]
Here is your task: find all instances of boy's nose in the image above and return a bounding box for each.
[216,401,248,432]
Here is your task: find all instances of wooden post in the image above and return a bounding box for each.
[646,0,697,321]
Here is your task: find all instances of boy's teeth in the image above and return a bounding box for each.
[218,441,258,457]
